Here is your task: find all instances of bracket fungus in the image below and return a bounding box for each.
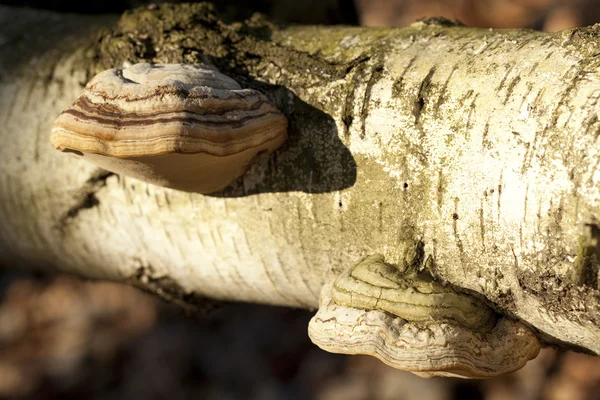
[308,255,541,378]
[50,63,288,193]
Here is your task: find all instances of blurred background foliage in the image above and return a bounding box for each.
[0,0,599,399]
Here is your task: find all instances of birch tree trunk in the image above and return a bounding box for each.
[0,3,599,355]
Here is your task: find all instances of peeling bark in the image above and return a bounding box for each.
[0,4,599,354]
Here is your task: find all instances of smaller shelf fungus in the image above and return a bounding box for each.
[308,254,541,378]
[50,63,288,193]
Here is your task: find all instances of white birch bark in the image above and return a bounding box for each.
[0,4,598,354]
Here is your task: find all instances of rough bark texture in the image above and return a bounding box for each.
[0,4,599,354]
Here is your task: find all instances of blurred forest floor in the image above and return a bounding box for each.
[1,0,600,399]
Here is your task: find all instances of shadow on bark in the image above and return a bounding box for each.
[212,87,357,197]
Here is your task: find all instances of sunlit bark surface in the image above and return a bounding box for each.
[0,4,599,353]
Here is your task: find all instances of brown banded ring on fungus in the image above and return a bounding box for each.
[50,63,288,193]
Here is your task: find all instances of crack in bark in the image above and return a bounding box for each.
[413,66,436,125]
[130,263,224,314]
[434,65,457,117]
[341,62,369,142]
[344,55,371,75]
[57,170,114,231]
[360,63,384,139]
[392,55,418,100]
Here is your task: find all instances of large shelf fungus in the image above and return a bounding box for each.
[50,63,288,193]
[308,254,541,378]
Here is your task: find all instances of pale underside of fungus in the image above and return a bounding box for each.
[308,255,541,378]
[50,63,288,193]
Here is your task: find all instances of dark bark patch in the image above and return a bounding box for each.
[515,268,600,351]
[416,17,465,28]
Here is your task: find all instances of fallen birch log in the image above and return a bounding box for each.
[0,4,599,369]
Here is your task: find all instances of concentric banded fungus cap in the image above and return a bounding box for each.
[308,274,541,379]
[50,63,288,193]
